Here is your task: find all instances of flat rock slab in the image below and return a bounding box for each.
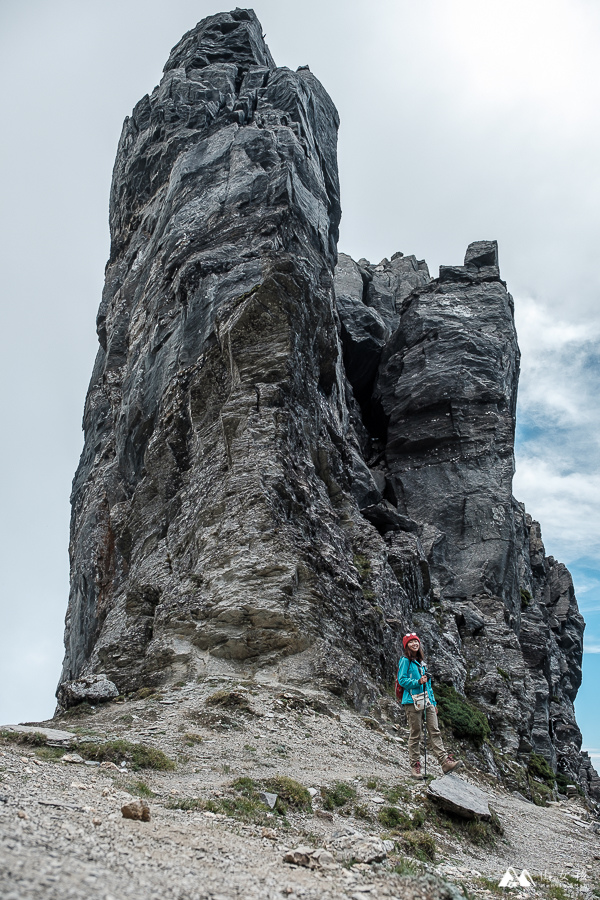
[427,774,491,820]
[1,725,75,746]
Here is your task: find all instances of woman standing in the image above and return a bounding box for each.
[397,632,462,779]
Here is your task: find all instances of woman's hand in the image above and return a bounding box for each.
[419,675,428,685]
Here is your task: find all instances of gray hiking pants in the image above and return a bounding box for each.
[405,705,447,767]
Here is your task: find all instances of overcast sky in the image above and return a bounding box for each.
[1,0,598,764]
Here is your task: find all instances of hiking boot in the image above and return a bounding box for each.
[411,762,423,779]
[442,755,463,774]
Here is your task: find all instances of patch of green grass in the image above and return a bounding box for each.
[564,875,581,886]
[183,732,204,745]
[353,553,371,580]
[378,806,414,830]
[0,730,49,747]
[365,777,378,790]
[353,803,372,820]
[547,886,569,900]
[134,687,159,700]
[401,830,436,862]
[496,667,509,681]
[476,876,504,895]
[424,799,502,846]
[528,752,555,786]
[125,779,155,798]
[434,683,490,747]
[34,746,66,761]
[392,858,420,876]
[528,777,553,807]
[264,776,312,811]
[384,783,411,804]
[321,781,357,811]
[78,740,175,771]
[166,797,207,811]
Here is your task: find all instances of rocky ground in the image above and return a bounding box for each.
[1,677,598,899]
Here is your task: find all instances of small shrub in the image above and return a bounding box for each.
[183,732,204,745]
[520,587,532,608]
[434,683,490,747]
[401,831,436,862]
[528,752,555,786]
[378,806,413,831]
[365,777,378,790]
[393,858,420,876]
[353,803,372,820]
[78,739,175,771]
[264,776,311,811]
[134,687,159,700]
[321,781,357,810]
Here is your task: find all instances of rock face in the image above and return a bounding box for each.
[60,9,596,798]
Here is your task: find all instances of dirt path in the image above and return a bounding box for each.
[1,678,598,899]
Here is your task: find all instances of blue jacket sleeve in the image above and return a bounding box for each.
[397,657,422,691]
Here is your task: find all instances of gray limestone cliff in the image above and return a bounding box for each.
[59,9,597,801]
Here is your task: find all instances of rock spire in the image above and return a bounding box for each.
[60,9,596,799]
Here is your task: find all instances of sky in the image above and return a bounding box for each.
[0,0,598,767]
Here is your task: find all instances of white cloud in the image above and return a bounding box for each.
[513,295,600,566]
[583,643,600,654]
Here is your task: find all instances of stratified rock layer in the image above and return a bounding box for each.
[61,9,595,798]
[62,9,408,710]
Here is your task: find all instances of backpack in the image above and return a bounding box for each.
[395,675,403,702]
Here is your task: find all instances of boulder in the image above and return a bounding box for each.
[57,674,119,709]
[427,774,491,820]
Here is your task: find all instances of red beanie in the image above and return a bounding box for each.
[403,632,420,649]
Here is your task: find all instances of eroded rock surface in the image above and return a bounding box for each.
[61,9,595,798]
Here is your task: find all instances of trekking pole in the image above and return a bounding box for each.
[423,695,427,779]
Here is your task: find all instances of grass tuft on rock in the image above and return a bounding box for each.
[264,776,312,811]
[1,730,49,747]
[78,739,175,771]
[206,690,251,711]
[433,683,490,747]
[528,752,555,786]
[401,831,436,862]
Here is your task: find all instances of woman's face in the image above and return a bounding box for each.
[407,639,420,651]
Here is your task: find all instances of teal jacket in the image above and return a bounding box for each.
[397,657,436,707]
